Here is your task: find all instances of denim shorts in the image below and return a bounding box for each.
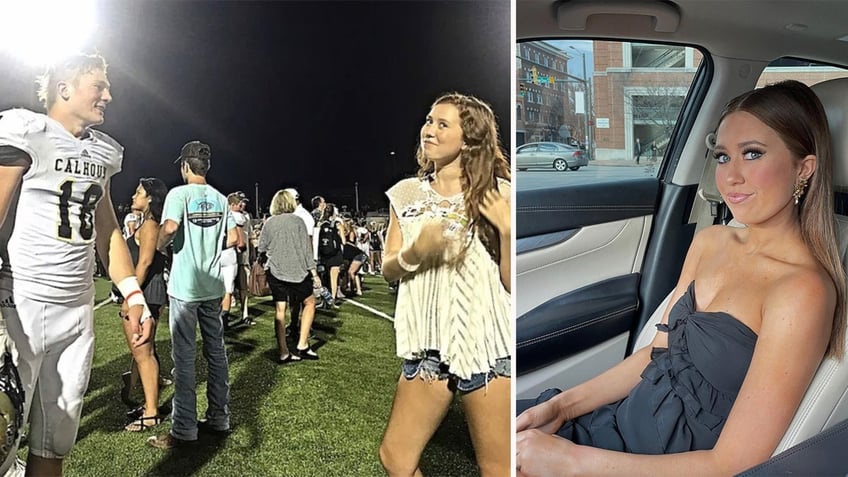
[402,350,511,393]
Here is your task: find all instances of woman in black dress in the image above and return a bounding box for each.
[120,177,170,432]
[516,81,847,475]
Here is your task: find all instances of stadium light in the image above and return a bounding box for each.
[0,0,98,66]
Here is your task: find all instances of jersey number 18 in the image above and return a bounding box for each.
[57,179,104,241]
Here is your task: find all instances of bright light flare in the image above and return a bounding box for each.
[0,0,97,66]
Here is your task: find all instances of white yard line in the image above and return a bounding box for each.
[93,297,113,311]
[345,299,394,322]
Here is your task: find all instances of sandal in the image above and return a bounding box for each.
[294,345,319,360]
[277,353,302,365]
[124,415,162,432]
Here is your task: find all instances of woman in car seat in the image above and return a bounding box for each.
[379,93,511,477]
[515,81,847,476]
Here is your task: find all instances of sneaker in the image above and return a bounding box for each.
[197,419,232,436]
[147,433,194,449]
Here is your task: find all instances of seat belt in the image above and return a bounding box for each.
[689,147,731,228]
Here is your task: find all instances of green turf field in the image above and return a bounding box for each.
[43,276,479,476]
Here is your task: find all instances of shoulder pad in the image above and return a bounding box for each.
[0,109,47,136]
[88,129,124,155]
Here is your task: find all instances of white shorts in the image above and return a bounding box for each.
[0,293,94,466]
[222,264,238,294]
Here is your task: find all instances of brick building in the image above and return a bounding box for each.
[516,42,585,146]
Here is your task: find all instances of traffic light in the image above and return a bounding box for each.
[519,83,526,96]
[531,66,538,85]
[549,75,556,85]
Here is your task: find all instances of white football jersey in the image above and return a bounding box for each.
[0,109,123,304]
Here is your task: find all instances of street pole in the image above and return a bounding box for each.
[354,182,360,214]
[570,46,590,157]
[254,182,259,217]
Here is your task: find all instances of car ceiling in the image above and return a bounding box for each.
[518,0,848,67]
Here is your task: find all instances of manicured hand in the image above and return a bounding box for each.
[516,398,565,434]
[515,429,578,476]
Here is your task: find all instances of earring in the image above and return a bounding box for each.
[793,177,809,205]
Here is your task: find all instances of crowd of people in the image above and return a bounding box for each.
[0,51,512,477]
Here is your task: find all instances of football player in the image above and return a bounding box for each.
[0,53,152,476]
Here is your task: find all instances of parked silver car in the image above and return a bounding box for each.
[516,141,588,171]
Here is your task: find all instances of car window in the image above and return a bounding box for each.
[538,143,557,152]
[516,39,704,189]
[517,144,536,154]
[758,58,848,89]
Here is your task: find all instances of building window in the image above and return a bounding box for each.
[631,43,686,68]
[517,104,523,121]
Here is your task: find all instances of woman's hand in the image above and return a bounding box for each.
[480,188,510,236]
[516,398,566,434]
[516,429,581,477]
[409,219,455,265]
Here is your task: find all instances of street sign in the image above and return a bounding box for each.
[558,125,570,139]
[596,118,610,128]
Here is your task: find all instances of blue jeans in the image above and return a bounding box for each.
[168,296,231,440]
[402,350,511,393]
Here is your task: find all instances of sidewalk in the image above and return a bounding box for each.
[589,159,659,167]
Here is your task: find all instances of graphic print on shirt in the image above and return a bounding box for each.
[187,198,224,227]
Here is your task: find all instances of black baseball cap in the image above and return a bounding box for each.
[174,140,211,164]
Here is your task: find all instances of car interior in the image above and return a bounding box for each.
[515,1,848,473]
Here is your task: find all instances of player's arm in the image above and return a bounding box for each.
[95,181,152,346]
[235,224,245,251]
[94,181,134,281]
[0,146,30,227]
[225,210,239,249]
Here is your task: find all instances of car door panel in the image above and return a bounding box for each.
[516,179,660,398]
[517,333,629,400]
[517,273,639,374]
[517,178,660,237]
[517,215,652,317]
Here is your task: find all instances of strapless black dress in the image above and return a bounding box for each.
[553,281,758,454]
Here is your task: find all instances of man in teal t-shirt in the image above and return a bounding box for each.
[150,141,238,449]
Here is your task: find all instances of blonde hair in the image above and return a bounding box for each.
[416,92,511,264]
[36,53,108,110]
[717,80,846,359]
[270,189,297,215]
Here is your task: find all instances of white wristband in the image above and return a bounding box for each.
[397,248,420,273]
[116,276,153,323]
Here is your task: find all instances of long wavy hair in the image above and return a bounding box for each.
[716,80,846,359]
[416,93,511,263]
[138,177,168,223]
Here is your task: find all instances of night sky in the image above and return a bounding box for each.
[0,0,511,214]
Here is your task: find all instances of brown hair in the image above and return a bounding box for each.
[416,92,511,263]
[717,80,846,359]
